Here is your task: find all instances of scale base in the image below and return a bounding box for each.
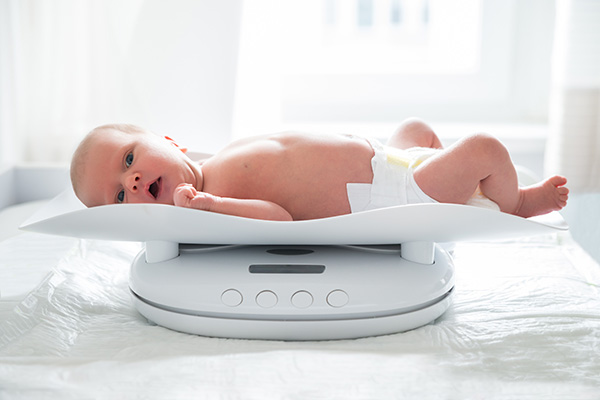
[131,288,453,341]
[130,244,455,340]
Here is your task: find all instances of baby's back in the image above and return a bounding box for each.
[200,132,375,220]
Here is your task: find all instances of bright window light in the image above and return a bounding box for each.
[281,0,482,75]
[234,0,554,134]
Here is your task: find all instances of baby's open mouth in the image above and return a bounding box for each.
[149,178,161,200]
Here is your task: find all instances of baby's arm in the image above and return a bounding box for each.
[173,184,293,221]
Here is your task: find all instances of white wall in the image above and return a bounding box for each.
[122,1,243,154]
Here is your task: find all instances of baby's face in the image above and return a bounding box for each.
[76,128,201,207]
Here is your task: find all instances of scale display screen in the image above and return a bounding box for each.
[248,264,326,274]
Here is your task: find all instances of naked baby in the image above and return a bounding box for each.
[70,119,569,221]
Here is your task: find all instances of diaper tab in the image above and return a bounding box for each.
[346,183,373,213]
[386,152,412,168]
[386,147,426,169]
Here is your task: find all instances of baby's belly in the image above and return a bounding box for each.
[282,186,354,220]
[214,133,376,220]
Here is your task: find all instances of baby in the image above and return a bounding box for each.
[70,119,569,221]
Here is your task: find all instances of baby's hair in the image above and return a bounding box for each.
[70,123,156,199]
[88,123,152,136]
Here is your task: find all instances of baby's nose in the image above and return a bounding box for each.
[126,172,142,192]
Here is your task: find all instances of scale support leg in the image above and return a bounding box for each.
[401,241,435,264]
[145,241,179,263]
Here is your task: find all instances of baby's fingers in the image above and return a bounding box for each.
[173,184,197,207]
[187,192,217,211]
[173,185,216,211]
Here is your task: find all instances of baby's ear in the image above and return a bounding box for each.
[164,136,188,153]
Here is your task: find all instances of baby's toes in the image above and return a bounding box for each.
[556,192,569,207]
[549,175,568,187]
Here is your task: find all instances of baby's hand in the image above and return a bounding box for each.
[173,183,217,211]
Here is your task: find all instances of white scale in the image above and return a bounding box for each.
[22,189,568,340]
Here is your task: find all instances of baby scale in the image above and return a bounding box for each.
[22,189,568,340]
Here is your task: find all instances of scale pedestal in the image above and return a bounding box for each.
[143,239,437,264]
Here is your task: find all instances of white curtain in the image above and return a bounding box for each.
[0,0,241,165]
[0,0,22,165]
[0,0,139,164]
[545,0,600,191]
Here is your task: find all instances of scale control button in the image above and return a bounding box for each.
[291,290,313,309]
[221,289,243,307]
[256,290,278,308]
[327,290,349,308]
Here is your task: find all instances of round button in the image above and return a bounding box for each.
[256,290,278,308]
[221,289,243,307]
[327,290,349,308]
[291,290,313,309]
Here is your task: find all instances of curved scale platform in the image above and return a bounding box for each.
[21,188,568,246]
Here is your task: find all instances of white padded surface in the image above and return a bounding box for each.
[0,201,47,241]
[0,232,598,398]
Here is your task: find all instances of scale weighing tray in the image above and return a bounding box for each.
[21,189,568,340]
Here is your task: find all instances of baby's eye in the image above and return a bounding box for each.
[117,189,125,204]
[125,152,134,167]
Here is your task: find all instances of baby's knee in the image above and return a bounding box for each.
[397,118,434,134]
[467,132,510,160]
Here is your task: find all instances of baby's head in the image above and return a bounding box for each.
[71,124,201,207]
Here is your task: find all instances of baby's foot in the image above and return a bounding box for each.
[514,176,569,218]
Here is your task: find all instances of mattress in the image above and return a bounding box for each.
[1,204,599,399]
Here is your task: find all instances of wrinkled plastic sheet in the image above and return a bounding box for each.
[1,232,599,399]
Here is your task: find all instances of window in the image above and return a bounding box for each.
[291,0,480,75]
[233,0,555,134]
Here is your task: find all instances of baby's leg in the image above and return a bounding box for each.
[413,133,569,217]
[387,118,443,149]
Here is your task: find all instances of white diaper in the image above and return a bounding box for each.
[347,138,500,213]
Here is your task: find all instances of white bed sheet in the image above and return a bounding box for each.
[1,229,599,399]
